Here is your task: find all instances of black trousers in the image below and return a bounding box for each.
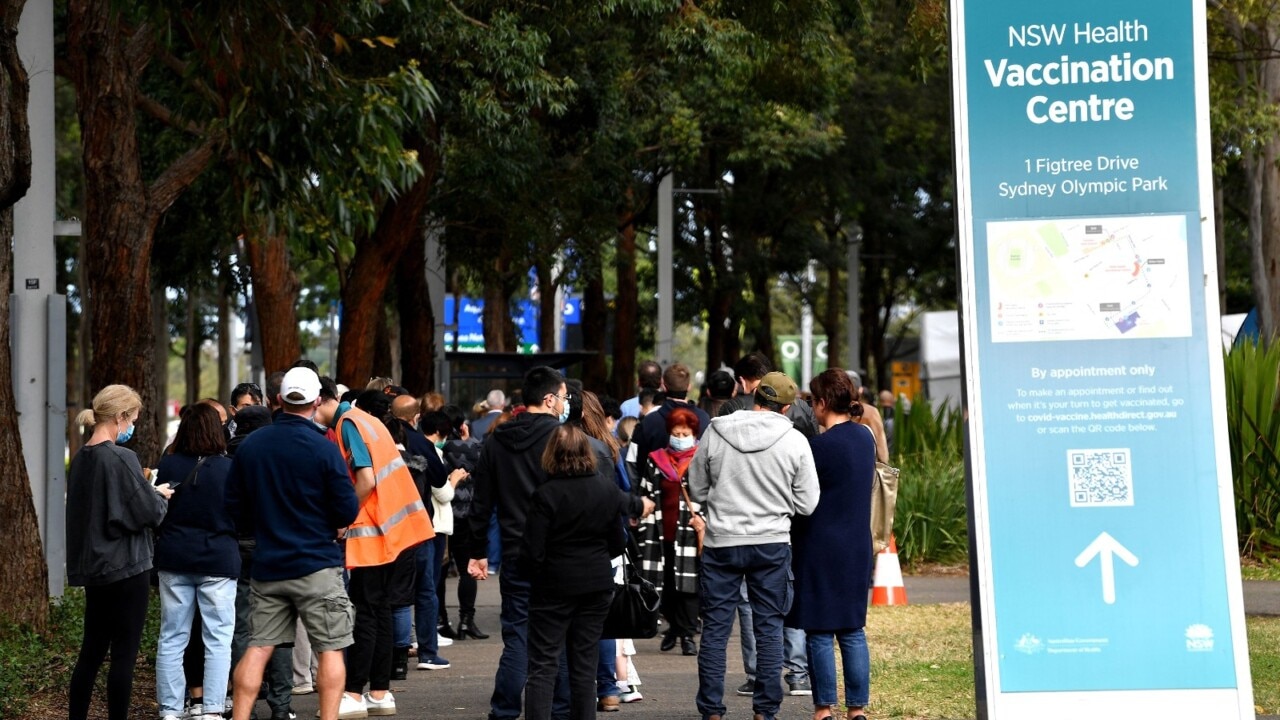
[662,542,700,638]
[347,561,396,694]
[524,589,613,720]
[69,571,151,720]
[448,521,478,614]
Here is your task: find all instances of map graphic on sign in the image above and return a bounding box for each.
[987,215,1192,343]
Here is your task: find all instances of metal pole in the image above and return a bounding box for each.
[846,229,861,372]
[801,261,815,387]
[657,173,674,367]
[15,0,64,597]
[425,220,450,396]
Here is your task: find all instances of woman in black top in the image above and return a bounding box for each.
[522,424,628,720]
[66,384,172,720]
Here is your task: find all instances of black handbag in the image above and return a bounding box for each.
[601,538,661,639]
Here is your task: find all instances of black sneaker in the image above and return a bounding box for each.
[787,676,812,696]
[736,680,754,696]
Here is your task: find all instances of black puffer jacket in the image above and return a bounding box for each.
[444,437,482,519]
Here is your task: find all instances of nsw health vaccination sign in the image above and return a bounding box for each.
[949,2,1252,717]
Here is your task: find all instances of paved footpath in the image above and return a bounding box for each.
[271,574,1280,720]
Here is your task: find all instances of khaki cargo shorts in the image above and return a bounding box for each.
[249,566,354,652]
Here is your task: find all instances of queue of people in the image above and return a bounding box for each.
[65,352,886,720]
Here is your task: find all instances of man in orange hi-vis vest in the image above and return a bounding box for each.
[316,385,433,720]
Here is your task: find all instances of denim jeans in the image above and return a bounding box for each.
[489,565,570,720]
[697,543,793,720]
[414,536,441,657]
[596,639,619,699]
[393,606,413,648]
[737,580,808,683]
[806,629,870,707]
[156,572,237,716]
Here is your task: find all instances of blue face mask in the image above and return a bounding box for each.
[116,423,135,445]
[434,439,447,450]
[557,404,571,425]
[669,434,695,452]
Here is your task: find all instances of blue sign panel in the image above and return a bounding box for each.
[444,296,582,351]
[950,1,1251,716]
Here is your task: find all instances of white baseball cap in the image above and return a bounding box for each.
[280,367,321,404]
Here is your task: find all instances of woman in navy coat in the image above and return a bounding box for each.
[789,368,877,720]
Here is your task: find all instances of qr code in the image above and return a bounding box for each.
[1068,449,1133,508]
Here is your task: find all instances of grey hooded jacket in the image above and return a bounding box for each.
[687,409,820,549]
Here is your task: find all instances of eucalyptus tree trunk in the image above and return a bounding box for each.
[244,226,302,376]
[581,266,607,391]
[185,286,200,406]
[609,215,638,400]
[67,0,215,462]
[396,231,436,395]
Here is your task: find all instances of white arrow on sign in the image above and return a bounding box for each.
[1073,531,1139,605]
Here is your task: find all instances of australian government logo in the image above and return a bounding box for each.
[1185,624,1214,652]
[1014,633,1043,655]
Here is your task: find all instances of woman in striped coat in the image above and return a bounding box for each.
[635,406,705,657]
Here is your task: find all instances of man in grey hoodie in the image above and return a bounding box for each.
[688,371,820,720]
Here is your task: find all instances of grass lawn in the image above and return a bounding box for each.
[860,603,1280,719]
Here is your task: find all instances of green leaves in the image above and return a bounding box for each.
[1225,342,1280,556]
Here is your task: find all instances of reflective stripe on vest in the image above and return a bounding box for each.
[337,405,434,567]
[345,498,429,539]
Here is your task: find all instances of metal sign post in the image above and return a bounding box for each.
[949,2,1252,717]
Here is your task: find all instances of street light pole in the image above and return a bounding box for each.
[657,173,674,367]
[846,225,861,372]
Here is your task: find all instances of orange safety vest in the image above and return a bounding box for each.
[336,405,434,568]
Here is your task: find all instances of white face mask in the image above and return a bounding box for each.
[669,434,695,452]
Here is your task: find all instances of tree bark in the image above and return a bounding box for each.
[152,283,169,456]
[0,0,45,631]
[609,215,637,399]
[751,264,775,367]
[823,236,842,368]
[337,164,435,386]
[536,260,556,352]
[482,244,518,353]
[68,0,215,463]
[372,299,393,379]
[581,262,607,392]
[216,252,231,403]
[244,225,302,376]
[185,286,200,405]
[396,230,436,395]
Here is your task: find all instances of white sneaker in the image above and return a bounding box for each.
[184,703,203,719]
[619,687,644,703]
[163,715,184,720]
[292,683,315,695]
[437,635,453,647]
[337,693,369,719]
[364,691,396,717]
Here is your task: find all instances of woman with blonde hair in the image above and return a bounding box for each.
[67,384,173,720]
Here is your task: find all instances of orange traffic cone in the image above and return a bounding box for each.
[871,534,908,606]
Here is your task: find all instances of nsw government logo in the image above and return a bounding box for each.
[1185,624,1214,652]
[1014,633,1043,655]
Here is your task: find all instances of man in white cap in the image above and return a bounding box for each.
[226,368,360,720]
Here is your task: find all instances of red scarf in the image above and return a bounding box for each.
[651,445,696,484]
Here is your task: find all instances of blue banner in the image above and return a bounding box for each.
[952,0,1250,708]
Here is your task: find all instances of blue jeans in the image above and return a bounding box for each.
[156,572,236,716]
[596,639,619,699]
[393,606,412,648]
[806,629,870,707]
[487,511,502,571]
[415,537,441,658]
[490,564,570,720]
[697,543,793,720]
[738,582,808,683]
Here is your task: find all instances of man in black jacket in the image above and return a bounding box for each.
[467,366,651,720]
